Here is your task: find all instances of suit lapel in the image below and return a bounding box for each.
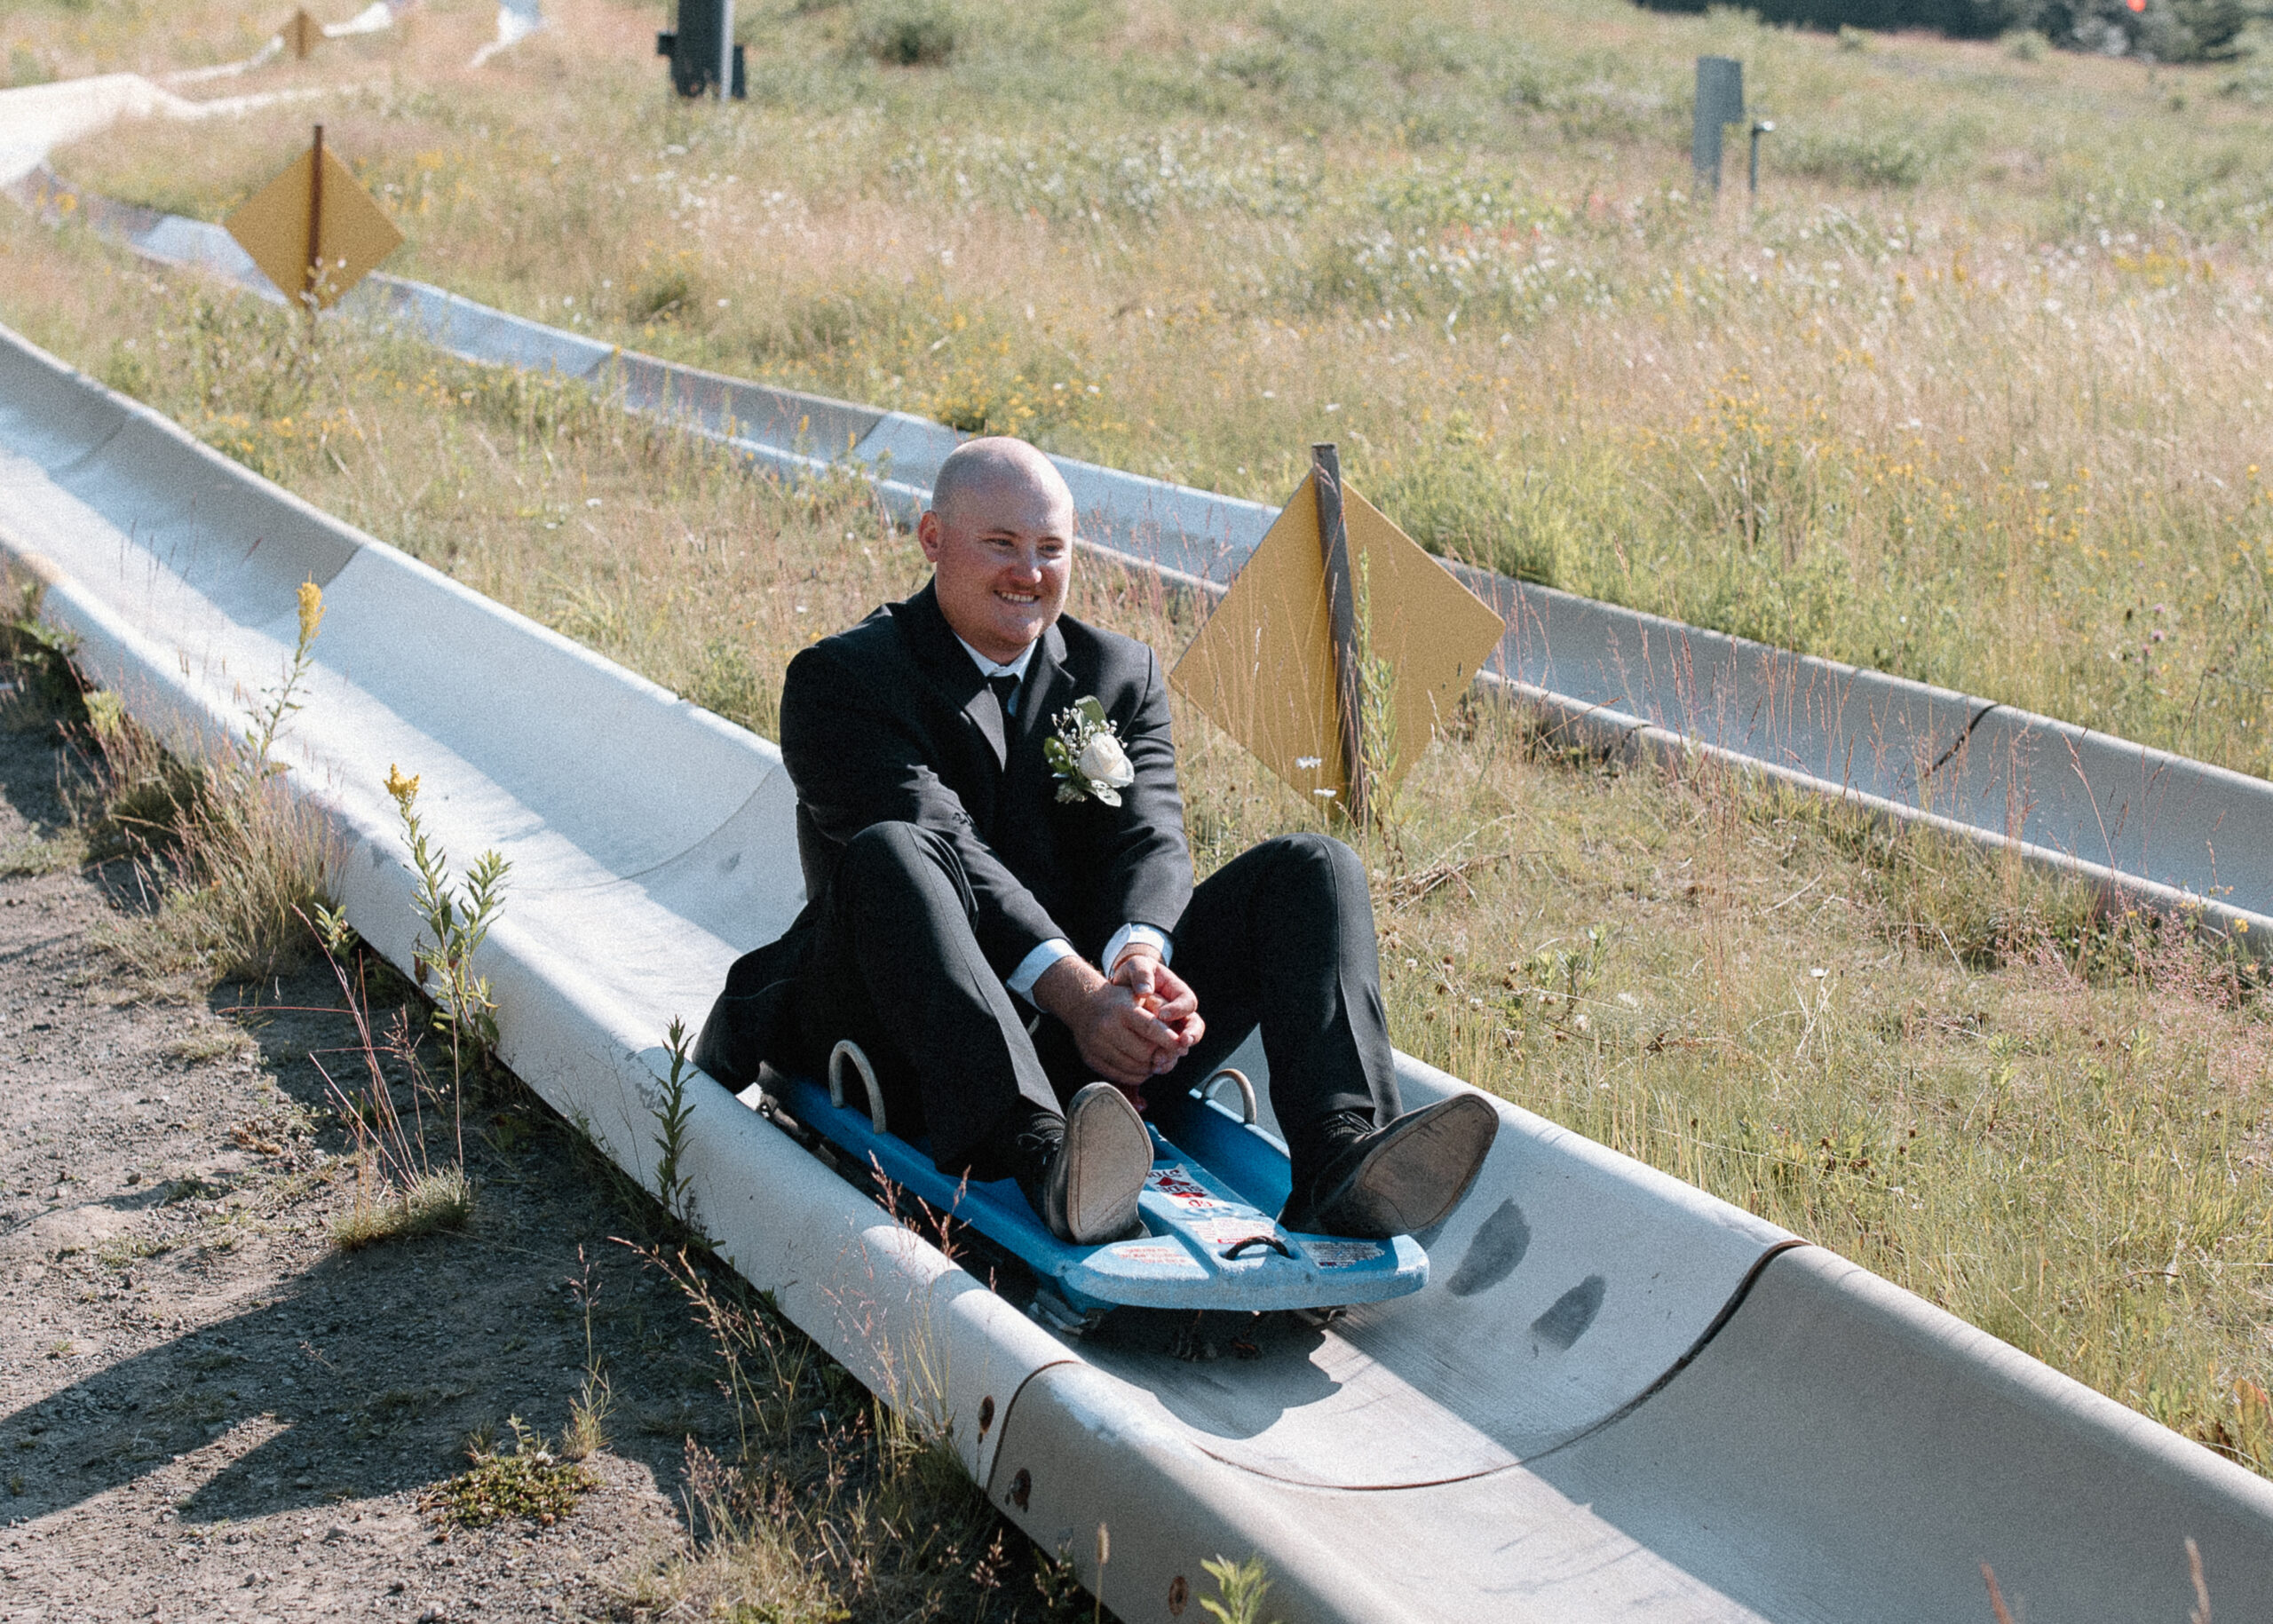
[963,680,1009,772]
[1015,622,1071,759]
[896,582,1010,774]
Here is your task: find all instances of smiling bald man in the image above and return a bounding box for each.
[694,437,1496,1245]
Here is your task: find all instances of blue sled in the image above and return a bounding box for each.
[769,1041,1427,1330]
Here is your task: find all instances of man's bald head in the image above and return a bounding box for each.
[930,437,1074,529]
[916,437,1077,664]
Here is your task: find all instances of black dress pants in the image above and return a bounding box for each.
[788,822,1400,1177]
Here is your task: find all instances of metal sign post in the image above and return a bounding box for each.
[305,123,325,318]
[1311,442,1367,827]
[717,0,735,102]
[1693,57,1744,194]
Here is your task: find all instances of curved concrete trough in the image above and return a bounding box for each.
[7,317,2273,1620]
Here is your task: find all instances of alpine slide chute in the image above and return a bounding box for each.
[5,74,2273,1622]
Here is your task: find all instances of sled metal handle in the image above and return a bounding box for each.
[1200,1066,1258,1126]
[1222,1233,1292,1261]
[828,1040,889,1136]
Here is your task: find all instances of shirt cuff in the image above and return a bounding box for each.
[1007,938,1078,1002]
[1101,923,1172,974]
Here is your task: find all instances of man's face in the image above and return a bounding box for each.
[917,466,1074,664]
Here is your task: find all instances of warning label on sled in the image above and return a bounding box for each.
[1303,1240,1386,1269]
[1144,1165,1239,1215]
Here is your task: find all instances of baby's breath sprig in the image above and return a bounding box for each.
[1045,695,1136,807]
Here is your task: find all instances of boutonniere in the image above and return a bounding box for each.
[1045,696,1136,806]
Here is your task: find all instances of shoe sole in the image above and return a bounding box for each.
[1061,1083,1152,1245]
[1303,1094,1499,1238]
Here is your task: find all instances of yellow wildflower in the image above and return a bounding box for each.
[384,764,421,807]
[297,580,325,647]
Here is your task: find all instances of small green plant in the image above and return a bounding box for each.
[1501,925,1613,1028]
[385,762,511,1120]
[855,0,958,66]
[330,1164,474,1249]
[562,1246,614,1462]
[424,1415,597,1528]
[0,575,83,725]
[312,900,359,958]
[652,1015,702,1234]
[1199,1554,1279,1624]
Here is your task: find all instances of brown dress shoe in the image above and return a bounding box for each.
[1280,1094,1499,1239]
[1034,1082,1152,1245]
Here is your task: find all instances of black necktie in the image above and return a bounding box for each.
[987,671,1021,726]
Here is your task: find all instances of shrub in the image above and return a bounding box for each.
[1781,128,1929,188]
[1635,0,2243,58]
[855,0,958,67]
[1635,0,2028,42]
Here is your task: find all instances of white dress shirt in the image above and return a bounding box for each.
[953,633,1173,1002]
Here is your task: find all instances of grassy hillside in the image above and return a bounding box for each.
[36,0,2273,782]
[7,0,2273,1516]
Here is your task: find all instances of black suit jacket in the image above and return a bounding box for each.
[693,582,1194,1085]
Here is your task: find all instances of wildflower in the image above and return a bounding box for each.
[297,580,325,647]
[385,764,422,808]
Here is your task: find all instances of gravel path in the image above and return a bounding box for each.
[0,691,733,1622]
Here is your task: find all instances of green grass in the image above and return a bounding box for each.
[329,1163,476,1249]
[424,1416,598,1528]
[36,0,2273,788]
[5,235,2269,1480]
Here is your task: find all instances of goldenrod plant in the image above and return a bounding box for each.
[384,761,511,1134]
[61,577,336,983]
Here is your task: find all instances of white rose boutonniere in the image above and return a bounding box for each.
[1046,696,1136,806]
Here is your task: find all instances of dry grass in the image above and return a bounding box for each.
[32,0,2273,778]
[0,568,336,985]
[329,1161,476,1248]
[6,168,2273,1481]
[621,1246,1088,1624]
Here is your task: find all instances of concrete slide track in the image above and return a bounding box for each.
[8,308,2273,1618]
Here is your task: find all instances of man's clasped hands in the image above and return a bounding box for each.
[1032,947,1203,1104]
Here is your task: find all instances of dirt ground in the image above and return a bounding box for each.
[0,693,740,1621]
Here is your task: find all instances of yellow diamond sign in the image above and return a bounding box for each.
[1170,469,1505,804]
[224,132,403,312]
